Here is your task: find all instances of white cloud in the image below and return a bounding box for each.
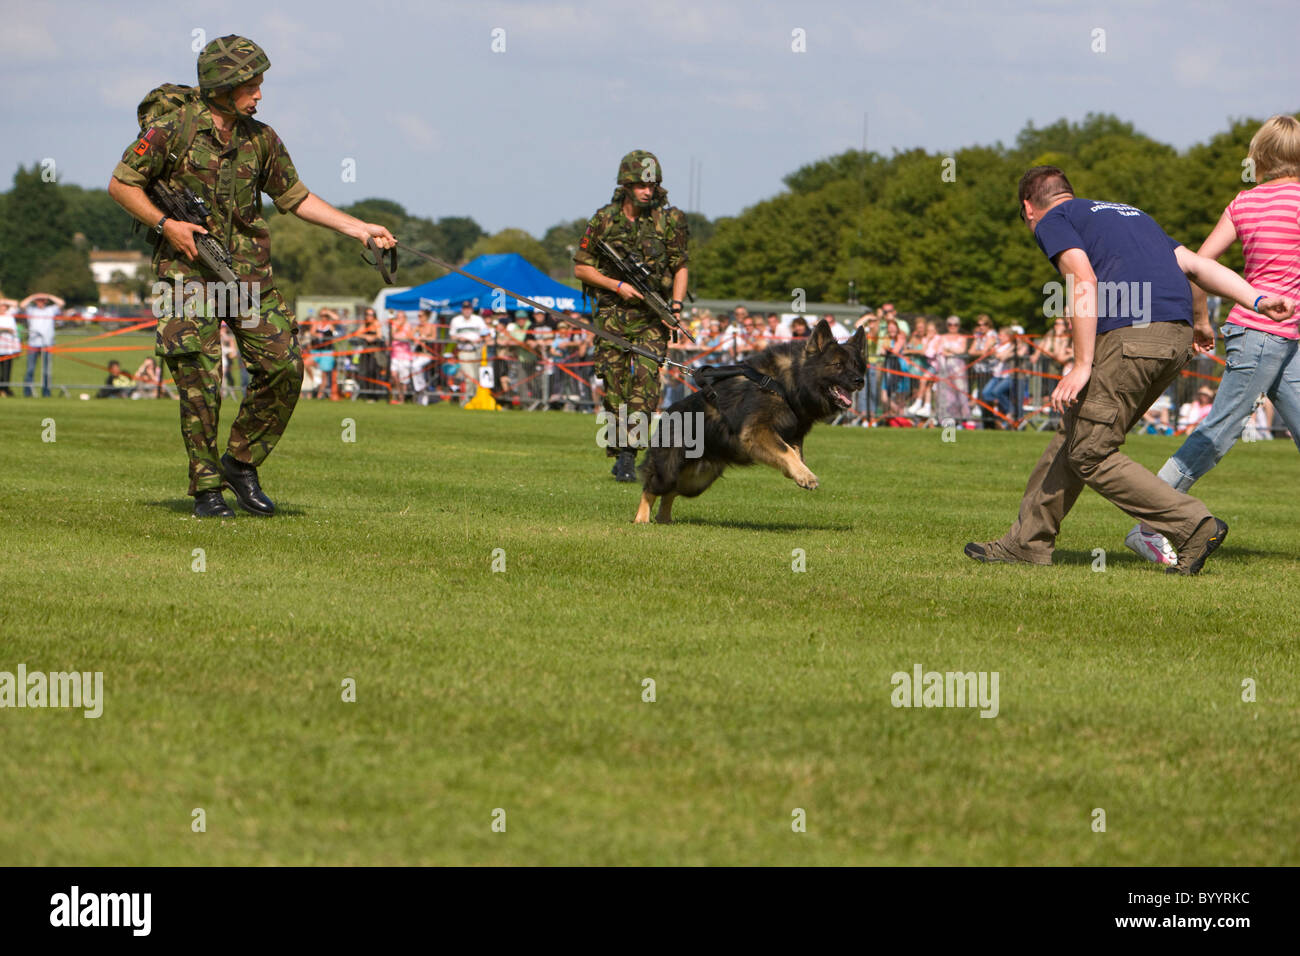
[1172,48,1222,89]
[388,112,440,152]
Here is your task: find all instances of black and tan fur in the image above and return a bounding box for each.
[635,318,867,523]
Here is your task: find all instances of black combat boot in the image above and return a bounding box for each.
[614,448,638,483]
[220,453,276,516]
[193,489,235,518]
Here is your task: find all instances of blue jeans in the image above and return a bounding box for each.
[860,364,880,416]
[980,375,1016,420]
[24,347,51,397]
[1160,323,1300,491]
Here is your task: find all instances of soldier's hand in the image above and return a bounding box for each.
[162,221,208,261]
[358,222,396,250]
[614,281,643,302]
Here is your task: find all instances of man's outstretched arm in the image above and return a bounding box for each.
[1174,245,1294,321]
[291,193,395,249]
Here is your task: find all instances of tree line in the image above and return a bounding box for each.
[693,112,1270,327]
[0,112,1277,321]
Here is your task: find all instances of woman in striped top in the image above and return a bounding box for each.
[1126,115,1300,565]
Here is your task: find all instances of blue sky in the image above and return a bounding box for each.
[3,0,1297,236]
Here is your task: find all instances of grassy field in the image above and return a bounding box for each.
[1,397,1297,865]
[7,325,159,394]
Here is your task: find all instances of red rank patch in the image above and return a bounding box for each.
[133,129,158,156]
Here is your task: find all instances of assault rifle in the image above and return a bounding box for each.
[146,182,238,284]
[596,239,694,343]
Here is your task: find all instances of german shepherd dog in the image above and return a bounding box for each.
[635,318,867,523]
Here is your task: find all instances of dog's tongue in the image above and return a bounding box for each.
[830,386,850,407]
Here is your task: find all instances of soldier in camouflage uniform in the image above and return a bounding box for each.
[574,150,690,481]
[108,35,396,517]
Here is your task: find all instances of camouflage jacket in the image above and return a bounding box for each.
[113,102,309,288]
[574,202,689,313]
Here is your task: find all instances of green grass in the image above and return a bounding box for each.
[13,325,158,393]
[1,398,1297,865]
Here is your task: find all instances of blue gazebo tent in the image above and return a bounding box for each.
[381,253,590,315]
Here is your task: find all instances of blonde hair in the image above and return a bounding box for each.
[1249,115,1300,180]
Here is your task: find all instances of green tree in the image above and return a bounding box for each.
[683,211,716,248]
[465,228,551,273]
[437,216,486,262]
[540,218,587,276]
[689,113,1278,326]
[269,213,394,308]
[29,245,98,304]
[63,184,149,253]
[1014,113,1142,160]
[343,197,408,223]
[0,164,74,297]
[1164,118,1258,275]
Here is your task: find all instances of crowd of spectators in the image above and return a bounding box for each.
[282,300,1243,434]
[0,294,1257,437]
[295,301,600,409]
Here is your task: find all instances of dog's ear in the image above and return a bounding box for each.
[804,318,834,354]
[847,325,868,362]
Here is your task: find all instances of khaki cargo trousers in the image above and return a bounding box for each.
[993,320,1212,563]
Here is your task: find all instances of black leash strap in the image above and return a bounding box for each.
[363,238,397,284]
[365,239,695,373]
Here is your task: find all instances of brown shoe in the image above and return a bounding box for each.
[1167,517,1228,576]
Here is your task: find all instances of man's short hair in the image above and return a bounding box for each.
[1249,115,1300,181]
[1018,166,1075,210]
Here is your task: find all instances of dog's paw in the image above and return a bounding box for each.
[795,470,819,490]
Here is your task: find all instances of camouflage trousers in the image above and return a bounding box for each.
[158,284,303,495]
[593,307,668,455]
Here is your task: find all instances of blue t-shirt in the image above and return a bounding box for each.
[1035,198,1191,334]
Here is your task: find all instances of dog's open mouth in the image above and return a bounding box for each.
[828,385,852,408]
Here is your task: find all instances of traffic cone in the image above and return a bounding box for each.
[465,345,500,410]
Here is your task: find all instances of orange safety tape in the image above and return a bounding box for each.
[63,318,158,344]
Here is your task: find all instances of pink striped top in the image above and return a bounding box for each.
[1225,180,1300,339]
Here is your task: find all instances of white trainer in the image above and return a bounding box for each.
[1125,524,1177,566]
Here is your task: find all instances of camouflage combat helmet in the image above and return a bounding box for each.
[197,35,270,94]
[617,150,663,185]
